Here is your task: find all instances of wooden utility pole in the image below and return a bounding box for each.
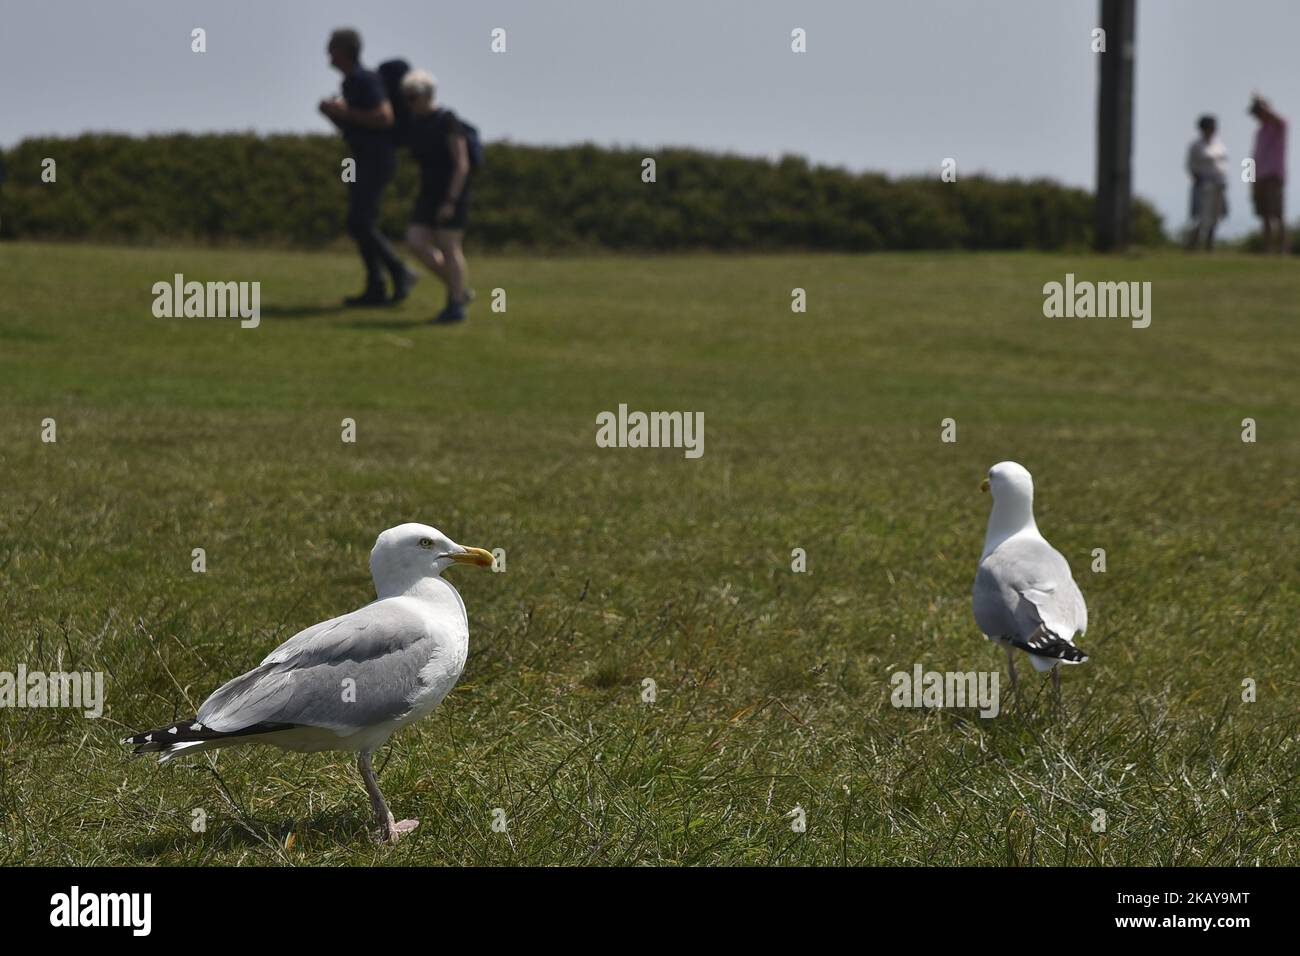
[1095,0,1136,252]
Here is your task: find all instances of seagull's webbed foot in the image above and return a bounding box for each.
[371,814,420,844]
[386,819,420,842]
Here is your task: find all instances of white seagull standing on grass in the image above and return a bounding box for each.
[972,462,1089,698]
[122,523,495,843]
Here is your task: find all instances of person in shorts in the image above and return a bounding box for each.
[400,69,474,323]
[1248,95,1288,254]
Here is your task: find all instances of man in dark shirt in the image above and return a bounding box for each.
[319,28,416,306]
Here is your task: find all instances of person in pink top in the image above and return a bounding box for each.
[1249,95,1288,254]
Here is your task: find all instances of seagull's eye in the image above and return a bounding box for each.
[418,538,434,548]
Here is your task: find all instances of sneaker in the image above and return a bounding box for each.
[390,269,420,305]
[431,302,467,324]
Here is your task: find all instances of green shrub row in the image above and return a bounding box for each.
[0,133,1166,250]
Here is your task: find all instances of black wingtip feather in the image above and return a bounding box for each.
[121,718,298,755]
[1010,626,1090,663]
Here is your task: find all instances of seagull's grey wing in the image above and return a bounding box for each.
[974,536,1087,643]
[973,562,1018,639]
[196,601,436,735]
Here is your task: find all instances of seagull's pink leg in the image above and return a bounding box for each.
[358,750,419,843]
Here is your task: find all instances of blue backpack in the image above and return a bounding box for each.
[377,59,413,147]
[441,110,485,171]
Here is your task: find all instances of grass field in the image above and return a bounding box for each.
[1,241,1297,866]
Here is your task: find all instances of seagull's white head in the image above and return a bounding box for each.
[980,461,1037,557]
[981,460,1034,503]
[369,523,494,597]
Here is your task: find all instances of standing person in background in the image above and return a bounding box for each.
[319,28,418,306]
[400,69,475,324]
[1248,95,1288,254]
[1185,115,1228,251]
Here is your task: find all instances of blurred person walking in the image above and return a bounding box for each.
[319,28,418,306]
[1248,95,1288,254]
[1185,114,1228,251]
[399,69,477,324]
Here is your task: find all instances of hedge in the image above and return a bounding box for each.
[0,133,1166,251]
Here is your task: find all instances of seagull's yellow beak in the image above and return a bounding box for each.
[446,547,495,568]
[980,477,990,493]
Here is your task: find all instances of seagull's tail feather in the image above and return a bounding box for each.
[120,718,297,762]
[1009,626,1089,664]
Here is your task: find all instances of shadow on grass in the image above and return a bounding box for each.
[343,317,436,330]
[256,303,438,328]
[258,303,350,320]
[128,810,373,859]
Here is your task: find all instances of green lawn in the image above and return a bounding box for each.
[0,241,1296,865]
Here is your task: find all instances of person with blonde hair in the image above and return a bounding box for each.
[400,69,475,323]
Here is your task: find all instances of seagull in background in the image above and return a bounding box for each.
[123,523,495,843]
[972,462,1089,699]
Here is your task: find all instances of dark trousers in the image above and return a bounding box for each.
[347,148,404,288]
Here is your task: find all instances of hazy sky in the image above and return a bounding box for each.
[4,0,1297,237]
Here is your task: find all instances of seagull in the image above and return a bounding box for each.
[972,462,1089,698]
[122,523,494,843]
